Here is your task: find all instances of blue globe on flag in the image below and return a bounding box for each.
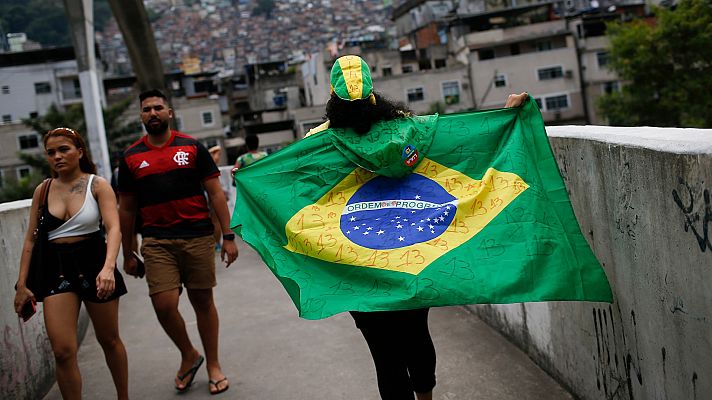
[340,174,457,250]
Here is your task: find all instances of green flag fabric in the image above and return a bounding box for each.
[231,98,612,320]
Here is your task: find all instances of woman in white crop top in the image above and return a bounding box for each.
[13,127,129,400]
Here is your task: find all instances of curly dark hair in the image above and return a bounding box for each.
[325,92,412,135]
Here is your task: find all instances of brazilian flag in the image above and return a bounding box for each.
[231,98,612,319]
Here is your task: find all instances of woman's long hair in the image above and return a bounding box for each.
[43,127,97,177]
[326,92,412,135]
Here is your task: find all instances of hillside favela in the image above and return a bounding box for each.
[1,0,711,400]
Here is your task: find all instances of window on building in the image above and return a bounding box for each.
[73,79,81,97]
[29,112,38,119]
[434,59,446,69]
[442,81,460,105]
[510,44,520,56]
[61,78,82,100]
[407,87,424,102]
[534,98,543,109]
[273,92,288,107]
[536,41,553,52]
[194,80,213,93]
[603,81,620,94]
[1,86,9,94]
[494,74,507,88]
[201,111,214,126]
[402,65,414,74]
[17,166,31,180]
[537,66,564,80]
[34,82,51,94]
[382,67,392,77]
[478,49,494,60]
[2,115,11,124]
[18,134,40,150]
[597,51,610,67]
[545,94,569,111]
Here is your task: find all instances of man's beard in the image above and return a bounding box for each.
[144,118,169,136]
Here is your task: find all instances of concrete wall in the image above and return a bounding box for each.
[0,200,89,400]
[469,126,712,400]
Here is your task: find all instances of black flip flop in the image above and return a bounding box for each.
[209,377,230,395]
[175,355,204,392]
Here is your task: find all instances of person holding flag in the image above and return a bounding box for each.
[308,56,527,400]
[231,55,612,399]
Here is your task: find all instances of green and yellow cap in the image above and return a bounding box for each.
[330,55,376,104]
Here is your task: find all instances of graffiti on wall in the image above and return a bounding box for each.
[672,178,711,253]
[593,305,643,400]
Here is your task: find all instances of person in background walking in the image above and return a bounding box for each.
[231,134,268,174]
[14,127,129,400]
[208,145,228,250]
[118,89,237,395]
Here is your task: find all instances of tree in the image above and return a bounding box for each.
[0,0,115,48]
[598,0,712,127]
[0,174,41,203]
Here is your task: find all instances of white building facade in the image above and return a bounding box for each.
[0,47,106,125]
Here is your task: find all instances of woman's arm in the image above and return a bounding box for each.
[94,176,121,299]
[14,182,45,313]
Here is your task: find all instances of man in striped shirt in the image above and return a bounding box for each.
[118,89,236,395]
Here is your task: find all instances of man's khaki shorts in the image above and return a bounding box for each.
[141,235,216,296]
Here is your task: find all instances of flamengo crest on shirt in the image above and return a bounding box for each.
[173,150,190,166]
[284,158,529,275]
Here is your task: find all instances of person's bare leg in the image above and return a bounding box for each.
[187,288,228,393]
[44,293,82,400]
[85,299,128,400]
[151,288,201,389]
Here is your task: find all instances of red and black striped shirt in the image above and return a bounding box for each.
[118,130,219,238]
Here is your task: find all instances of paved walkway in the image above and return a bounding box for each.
[44,238,573,400]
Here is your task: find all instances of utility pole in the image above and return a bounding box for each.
[62,0,112,179]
